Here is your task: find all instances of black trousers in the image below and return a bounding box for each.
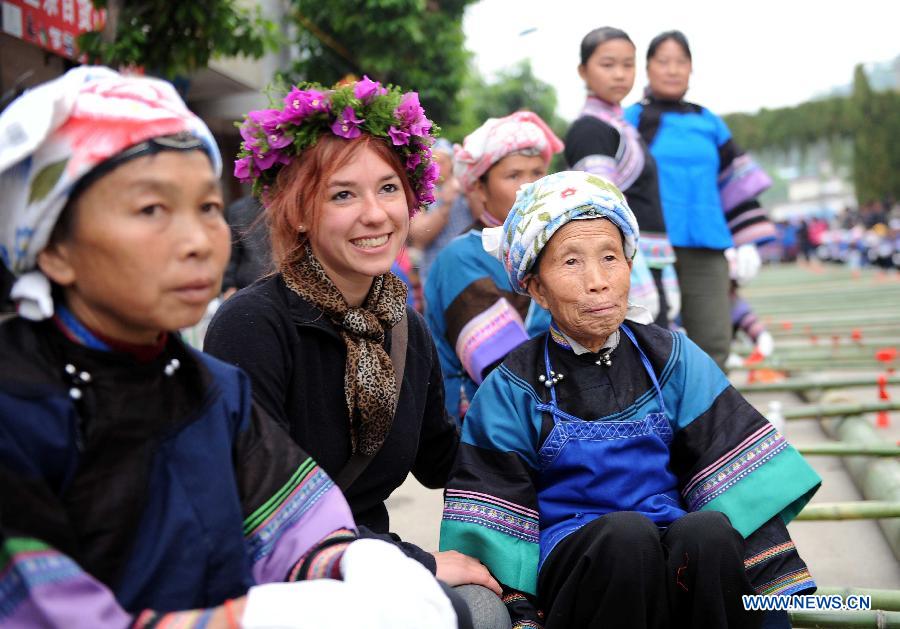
[650,267,669,330]
[538,511,763,629]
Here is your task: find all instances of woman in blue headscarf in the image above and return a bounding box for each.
[439,171,819,629]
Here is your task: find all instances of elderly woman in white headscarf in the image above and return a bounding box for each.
[438,171,821,629]
[424,111,563,420]
[0,67,460,629]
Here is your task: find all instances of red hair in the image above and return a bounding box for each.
[265,134,416,270]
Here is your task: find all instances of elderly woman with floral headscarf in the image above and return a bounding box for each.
[438,171,821,629]
[204,78,506,628]
[424,111,563,420]
[0,67,461,629]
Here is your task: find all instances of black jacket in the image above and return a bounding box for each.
[204,274,460,571]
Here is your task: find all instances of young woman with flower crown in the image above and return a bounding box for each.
[204,77,510,628]
[0,67,461,629]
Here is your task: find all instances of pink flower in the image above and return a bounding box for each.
[417,189,436,206]
[234,156,257,181]
[354,75,387,102]
[331,106,365,139]
[248,108,282,134]
[388,125,410,146]
[281,88,330,123]
[406,152,422,170]
[253,149,281,171]
[422,161,440,186]
[266,130,292,150]
[394,92,432,137]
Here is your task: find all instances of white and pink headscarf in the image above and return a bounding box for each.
[0,66,220,320]
[453,111,563,192]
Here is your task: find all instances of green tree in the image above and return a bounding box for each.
[288,0,474,128]
[78,0,279,78]
[850,64,900,203]
[445,60,566,142]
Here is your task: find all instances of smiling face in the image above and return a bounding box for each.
[647,38,692,101]
[527,219,632,352]
[475,152,548,225]
[37,150,230,344]
[308,144,410,306]
[578,37,636,106]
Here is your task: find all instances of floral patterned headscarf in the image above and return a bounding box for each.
[453,111,563,193]
[0,66,220,319]
[482,170,640,294]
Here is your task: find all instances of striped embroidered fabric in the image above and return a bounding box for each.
[502,592,529,604]
[511,621,543,629]
[244,458,334,563]
[744,541,797,569]
[287,528,355,582]
[683,425,787,511]
[134,607,215,628]
[456,298,526,382]
[718,154,771,212]
[443,489,539,543]
[0,538,82,621]
[756,567,815,596]
[548,325,570,349]
[578,96,645,192]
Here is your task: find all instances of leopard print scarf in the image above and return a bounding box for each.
[282,243,408,455]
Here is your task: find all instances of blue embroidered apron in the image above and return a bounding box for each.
[535,324,687,570]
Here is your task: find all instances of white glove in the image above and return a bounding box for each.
[731,244,762,284]
[241,539,457,629]
[756,331,775,357]
[725,352,744,369]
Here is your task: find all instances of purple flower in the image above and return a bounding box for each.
[422,161,440,186]
[234,156,256,181]
[248,108,282,134]
[354,75,386,102]
[396,91,422,120]
[281,87,330,123]
[239,122,262,149]
[253,149,281,171]
[406,152,422,171]
[331,106,365,139]
[417,189,436,206]
[394,92,432,137]
[388,125,410,146]
[266,129,292,150]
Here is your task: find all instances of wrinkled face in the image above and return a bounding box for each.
[527,219,632,352]
[38,150,230,344]
[475,153,548,224]
[647,38,692,101]
[309,144,410,305]
[579,38,636,105]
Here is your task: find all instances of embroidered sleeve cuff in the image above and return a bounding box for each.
[287,528,356,581]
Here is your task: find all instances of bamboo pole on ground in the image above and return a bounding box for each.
[796,444,900,457]
[781,401,900,421]
[790,609,900,628]
[737,375,900,394]
[795,501,900,520]
[816,588,900,612]
[818,415,900,560]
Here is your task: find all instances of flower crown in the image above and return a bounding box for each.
[235,76,439,210]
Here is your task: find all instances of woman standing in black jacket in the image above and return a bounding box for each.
[564,26,679,329]
[205,78,508,628]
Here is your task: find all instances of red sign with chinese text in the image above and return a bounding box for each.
[1,0,105,60]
